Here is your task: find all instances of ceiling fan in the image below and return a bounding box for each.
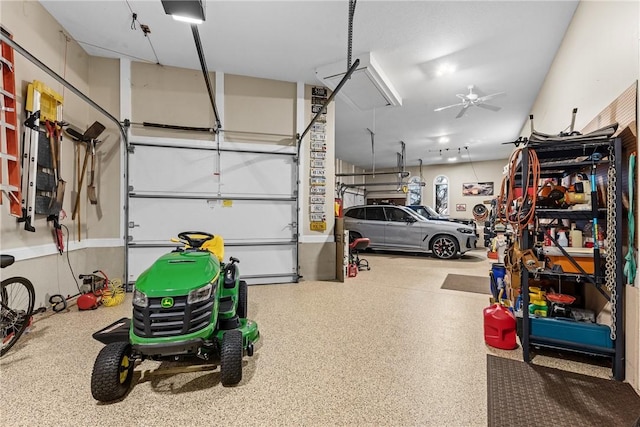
[434,85,505,118]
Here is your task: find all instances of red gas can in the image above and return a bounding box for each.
[347,263,358,278]
[483,304,517,350]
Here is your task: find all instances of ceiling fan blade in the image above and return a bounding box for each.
[434,102,465,112]
[478,92,506,102]
[476,103,501,112]
[455,93,467,100]
[455,105,470,119]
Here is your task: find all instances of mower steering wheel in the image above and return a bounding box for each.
[178,231,215,249]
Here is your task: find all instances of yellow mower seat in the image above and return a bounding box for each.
[200,235,225,262]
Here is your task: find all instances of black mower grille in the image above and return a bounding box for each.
[132,295,214,338]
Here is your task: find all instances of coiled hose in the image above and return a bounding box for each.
[499,147,540,237]
[101,278,125,307]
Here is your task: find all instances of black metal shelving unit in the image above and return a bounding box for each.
[518,137,624,380]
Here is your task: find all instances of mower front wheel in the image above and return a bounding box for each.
[91,342,134,402]
[220,330,243,386]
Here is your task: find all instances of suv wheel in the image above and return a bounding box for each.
[431,234,459,259]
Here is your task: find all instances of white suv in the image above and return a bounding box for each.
[344,205,477,259]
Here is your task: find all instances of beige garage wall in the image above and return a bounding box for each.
[224,74,296,142]
[524,0,639,388]
[0,1,124,305]
[86,57,121,240]
[130,61,216,140]
[1,0,90,249]
[524,1,638,135]
[362,158,508,220]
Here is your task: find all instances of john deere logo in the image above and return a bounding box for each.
[160,297,174,308]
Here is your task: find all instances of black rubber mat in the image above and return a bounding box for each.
[487,354,640,427]
[440,274,488,295]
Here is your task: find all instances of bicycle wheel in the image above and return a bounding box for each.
[1,277,35,356]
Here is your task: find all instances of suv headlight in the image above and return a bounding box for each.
[457,227,474,234]
[188,284,212,304]
[133,289,148,308]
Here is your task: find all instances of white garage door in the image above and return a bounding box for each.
[127,138,298,285]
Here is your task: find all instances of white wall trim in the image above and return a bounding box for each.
[9,238,124,261]
[299,235,334,244]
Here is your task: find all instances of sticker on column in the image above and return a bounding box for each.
[310,213,326,222]
[311,104,327,114]
[312,87,328,97]
[310,204,325,213]
[310,196,325,204]
[310,152,326,159]
[310,177,326,186]
[310,142,326,152]
[311,123,326,133]
[310,168,325,177]
[312,97,328,106]
[310,221,327,232]
[310,132,325,141]
[310,159,325,168]
[310,186,326,194]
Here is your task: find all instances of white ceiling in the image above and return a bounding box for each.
[40,0,578,168]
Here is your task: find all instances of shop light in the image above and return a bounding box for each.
[161,0,205,24]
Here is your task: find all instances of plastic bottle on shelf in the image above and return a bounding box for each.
[544,227,555,246]
[583,221,594,248]
[557,230,569,247]
[570,223,583,248]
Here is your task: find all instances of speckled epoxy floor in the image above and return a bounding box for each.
[0,248,614,426]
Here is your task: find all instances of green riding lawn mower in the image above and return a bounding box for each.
[90,232,260,402]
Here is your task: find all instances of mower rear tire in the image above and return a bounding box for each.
[237,280,248,319]
[91,342,134,402]
[220,330,243,386]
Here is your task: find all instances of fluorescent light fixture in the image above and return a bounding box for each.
[172,15,203,24]
[447,157,458,162]
[438,136,449,144]
[161,0,205,24]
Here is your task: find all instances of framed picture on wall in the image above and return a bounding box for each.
[462,182,494,196]
[456,204,466,212]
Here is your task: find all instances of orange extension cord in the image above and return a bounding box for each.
[498,147,540,237]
